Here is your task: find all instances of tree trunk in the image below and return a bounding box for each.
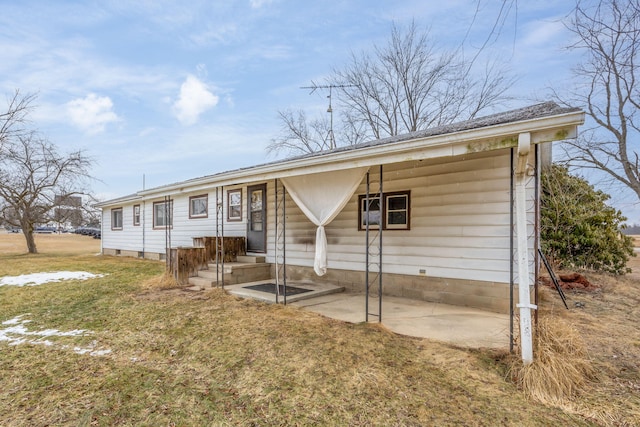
[21,224,38,254]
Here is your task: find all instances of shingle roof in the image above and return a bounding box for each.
[97,101,581,206]
[286,101,580,161]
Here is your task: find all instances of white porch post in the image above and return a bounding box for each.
[516,132,536,364]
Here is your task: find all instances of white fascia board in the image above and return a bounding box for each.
[137,110,584,199]
[94,194,143,209]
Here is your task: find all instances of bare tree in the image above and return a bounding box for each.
[333,22,512,141]
[0,132,93,253]
[0,90,36,152]
[269,21,514,155]
[556,0,640,200]
[266,109,335,156]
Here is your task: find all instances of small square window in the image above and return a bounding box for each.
[133,205,141,226]
[111,208,123,230]
[189,195,208,219]
[227,190,242,221]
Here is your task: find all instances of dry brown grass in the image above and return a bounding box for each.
[516,254,640,426]
[1,233,639,425]
[0,230,100,256]
[140,270,181,290]
[509,316,594,405]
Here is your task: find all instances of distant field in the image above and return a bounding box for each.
[0,231,100,256]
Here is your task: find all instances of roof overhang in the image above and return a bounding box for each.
[96,105,584,208]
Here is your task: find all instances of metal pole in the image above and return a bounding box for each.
[275,179,280,305]
[221,185,225,290]
[534,144,540,325]
[378,165,383,323]
[283,182,287,305]
[215,187,220,286]
[165,195,172,278]
[365,171,370,322]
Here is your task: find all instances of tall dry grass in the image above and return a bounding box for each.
[509,316,595,405]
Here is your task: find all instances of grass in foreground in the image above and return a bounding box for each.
[1,236,638,425]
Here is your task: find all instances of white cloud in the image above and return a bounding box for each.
[66,94,119,134]
[521,18,566,48]
[172,75,219,125]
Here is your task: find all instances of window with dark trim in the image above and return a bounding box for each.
[227,189,242,221]
[153,200,173,229]
[359,194,382,230]
[358,190,410,230]
[189,194,208,219]
[111,208,123,230]
[133,204,141,226]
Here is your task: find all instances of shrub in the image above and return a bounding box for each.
[541,164,634,275]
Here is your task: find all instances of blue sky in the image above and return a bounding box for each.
[1,0,636,222]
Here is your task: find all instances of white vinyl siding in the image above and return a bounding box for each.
[102,202,143,251]
[101,149,536,285]
[265,149,533,284]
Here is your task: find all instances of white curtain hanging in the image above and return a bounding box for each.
[281,167,368,276]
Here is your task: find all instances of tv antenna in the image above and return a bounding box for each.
[301,80,356,149]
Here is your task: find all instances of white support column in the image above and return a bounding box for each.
[516,132,536,365]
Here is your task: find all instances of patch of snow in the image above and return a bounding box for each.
[0,271,105,287]
[2,314,31,325]
[0,315,111,357]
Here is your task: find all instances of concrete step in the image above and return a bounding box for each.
[198,270,223,280]
[188,276,213,289]
[199,262,272,285]
[236,255,266,263]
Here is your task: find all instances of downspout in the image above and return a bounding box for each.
[515,132,536,365]
[509,148,514,353]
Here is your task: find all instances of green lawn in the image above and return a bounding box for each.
[1,251,637,426]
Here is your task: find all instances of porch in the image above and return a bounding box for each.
[221,279,511,349]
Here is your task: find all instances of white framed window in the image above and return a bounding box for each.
[111,208,123,230]
[227,189,242,221]
[189,194,208,219]
[153,200,173,229]
[133,204,141,226]
[385,192,410,229]
[358,191,410,230]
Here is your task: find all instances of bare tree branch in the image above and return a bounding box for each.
[269,20,514,156]
[266,109,334,157]
[0,89,36,152]
[558,0,640,200]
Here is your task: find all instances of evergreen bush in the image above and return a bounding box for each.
[541,164,634,275]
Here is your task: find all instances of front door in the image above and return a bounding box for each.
[247,183,267,253]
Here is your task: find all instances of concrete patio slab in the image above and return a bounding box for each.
[224,279,511,349]
[292,292,511,349]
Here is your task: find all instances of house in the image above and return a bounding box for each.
[96,102,584,362]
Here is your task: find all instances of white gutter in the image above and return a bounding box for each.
[515,132,536,365]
